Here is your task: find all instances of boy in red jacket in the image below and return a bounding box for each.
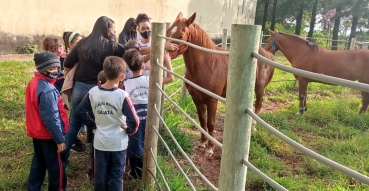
[25,52,70,191]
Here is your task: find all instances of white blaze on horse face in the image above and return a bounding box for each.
[170,26,178,37]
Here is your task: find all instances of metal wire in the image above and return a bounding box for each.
[154,105,218,191]
[156,59,226,103]
[158,34,229,55]
[151,125,196,191]
[147,168,164,191]
[156,83,223,148]
[246,108,369,185]
[150,148,171,191]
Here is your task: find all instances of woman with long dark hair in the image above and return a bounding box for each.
[118,18,137,45]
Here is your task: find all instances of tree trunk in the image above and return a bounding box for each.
[295,4,304,35]
[347,16,359,50]
[332,3,342,50]
[270,0,278,30]
[308,0,318,38]
[262,0,270,31]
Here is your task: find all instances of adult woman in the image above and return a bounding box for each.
[118,18,137,45]
[135,13,152,76]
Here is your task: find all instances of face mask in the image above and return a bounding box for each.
[44,70,59,79]
[140,31,151,39]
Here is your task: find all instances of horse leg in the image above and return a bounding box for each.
[303,91,308,111]
[252,86,265,132]
[192,99,208,150]
[296,79,308,115]
[204,98,218,157]
[359,91,369,113]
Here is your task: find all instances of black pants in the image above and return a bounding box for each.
[27,138,67,191]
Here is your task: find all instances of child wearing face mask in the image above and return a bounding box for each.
[41,37,66,93]
[25,52,69,191]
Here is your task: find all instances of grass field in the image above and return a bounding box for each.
[1,53,369,191]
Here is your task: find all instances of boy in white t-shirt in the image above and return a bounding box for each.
[123,49,173,179]
[75,56,139,190]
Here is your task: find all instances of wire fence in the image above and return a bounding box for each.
[143,24,369,191]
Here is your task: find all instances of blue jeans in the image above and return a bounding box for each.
[65,81,96,160]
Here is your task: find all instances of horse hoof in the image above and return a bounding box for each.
[204,148,214,157]
[197,141,206,151]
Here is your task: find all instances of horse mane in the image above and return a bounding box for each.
[280,32,319,51]
[189,23,224,59]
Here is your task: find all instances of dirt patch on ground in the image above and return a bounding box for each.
[0,54,33,62]
[189,101,290,190]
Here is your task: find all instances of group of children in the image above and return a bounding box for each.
[25,35,174,190]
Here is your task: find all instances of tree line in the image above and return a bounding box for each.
[255,0,369,50]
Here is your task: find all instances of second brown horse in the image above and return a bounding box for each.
[166,12,274,157]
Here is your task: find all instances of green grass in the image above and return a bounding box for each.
[1,53,369,191]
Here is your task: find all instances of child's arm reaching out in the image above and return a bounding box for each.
[163,52,174,85]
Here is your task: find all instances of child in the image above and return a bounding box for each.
[123,48,173,179]
[75,56,139,191]
[41,37,66,93]
[25,52,69,191]
[124,40,140,80]
[86,70,108,180]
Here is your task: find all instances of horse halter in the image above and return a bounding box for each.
[265,32,279,54]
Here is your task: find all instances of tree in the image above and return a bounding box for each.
[270,0,278,30]
[262,0,270,31]
[332,3,342,50]
[308,0,319,38]
[294,0,304,35]
[347,0,369,49]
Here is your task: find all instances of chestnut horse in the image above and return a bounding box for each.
[166,12,274,157]
[265,29,369,115]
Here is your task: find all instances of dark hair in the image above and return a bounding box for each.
[78,16,116,63]
[125,40,139,48]
[42,37,62,53]
[62,31,82,53]
[103,56,126,80]
[97,70,107,84]
[135,13,151,26]
[122,49,143,72]
[118,18,137,45]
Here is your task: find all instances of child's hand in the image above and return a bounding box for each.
[57,143,66,153]
[121,125,128,130]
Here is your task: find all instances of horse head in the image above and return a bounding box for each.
[264,29,279,54]
[166,12,196,59]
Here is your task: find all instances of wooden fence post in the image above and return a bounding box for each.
[142,22,165,189]
[222,28,228,50]
[218,24,261,191]
[260,30,264,46]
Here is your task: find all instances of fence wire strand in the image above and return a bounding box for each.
[156,59,226,103]
[246,108,369,185]
[154,104,219,191]
[253,52,369,93]
[158,34,229,55]
[156,83,223,148]
[242,160,288,191]
[147,168,164,191]
[151,125,196,191]
[150,148,171,191]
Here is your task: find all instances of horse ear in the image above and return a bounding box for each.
[176,12,183,19]
[268,29,275,35]
[185,12,196,26]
